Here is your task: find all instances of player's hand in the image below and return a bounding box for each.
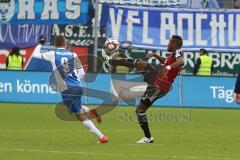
[146,53,155,58]
[39,35,46,45]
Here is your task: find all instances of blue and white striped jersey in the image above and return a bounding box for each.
[32,44,84,88]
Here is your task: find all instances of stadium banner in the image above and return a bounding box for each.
[0,46,89,71]
[180,51,240,76]
[103,5,240,51]
[99,0,222,8]
[51,25,106,47]
[0,0,89,24]
[99,49,240,76]
[100,0,181,7]
[110,74,181,106]
[0,46,36,70]
[0,71,111,105]
[0,71,62,103]
[182,76,238,108]
[0,24,52,49]
[110,75,239,108]
[0,71,239,108]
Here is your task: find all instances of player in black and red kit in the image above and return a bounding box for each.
[103,35,184,143]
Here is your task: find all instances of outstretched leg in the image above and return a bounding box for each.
[110,58,158,84]
[62,86,108,144]
[76,113,108,144]
[110,58,153,72]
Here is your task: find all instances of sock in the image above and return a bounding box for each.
[81,105,90,113]
[137,112,151,138]
[82,119,104,139]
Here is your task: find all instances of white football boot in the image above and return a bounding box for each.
[136,137,154,144]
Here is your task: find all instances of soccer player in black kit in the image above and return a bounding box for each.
[103,35,184,143]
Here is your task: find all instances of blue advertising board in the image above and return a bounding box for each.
[0,71,112,105]
[0,0,89,24]
[0,71,61,103]
[102,5,240,51]
[0,71,239,108]
[182,76,238,108]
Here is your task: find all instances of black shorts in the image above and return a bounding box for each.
[140,85,166,107]
[234,74,240,94]
[142,64,160,85]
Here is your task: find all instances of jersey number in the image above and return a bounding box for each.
[61,57,69,75]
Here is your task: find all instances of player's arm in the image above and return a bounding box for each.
[32,35,46,59]
[147,53,166,64]
[76,67,85,81]
[167,50,184,70]
[32,44,55,62]
[32,35,54,62]
[32,44,44,59]
[74,54,85,81]
[193,58,201,75]
[167,57,184,70]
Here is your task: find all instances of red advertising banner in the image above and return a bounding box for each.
[0,46,88,71]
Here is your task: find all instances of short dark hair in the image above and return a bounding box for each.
[200,48,208,54]
[54,35,66,48]
[172,35,183,49]
[10,47,20,56]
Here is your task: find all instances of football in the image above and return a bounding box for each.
[104,38,120,54]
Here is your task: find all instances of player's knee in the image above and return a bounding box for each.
[145,63,153,71]
[136,108,144,114]
[136,103,148,114]
[77,114,86,121]
[134,58,148,71]
[135,109,146,120]
[135,108,148,124]
[140,98,152,108]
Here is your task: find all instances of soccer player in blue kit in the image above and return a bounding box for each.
[32,35,108,144]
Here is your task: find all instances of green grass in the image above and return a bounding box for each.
[0,103,240,160]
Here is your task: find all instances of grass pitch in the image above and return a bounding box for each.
[0,103,240,160]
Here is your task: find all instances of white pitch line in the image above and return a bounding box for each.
[0,129,239,133]
[0,142,218,148]
[127,144,218,147]
[127,144,166,146]
[0,148,237,160]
